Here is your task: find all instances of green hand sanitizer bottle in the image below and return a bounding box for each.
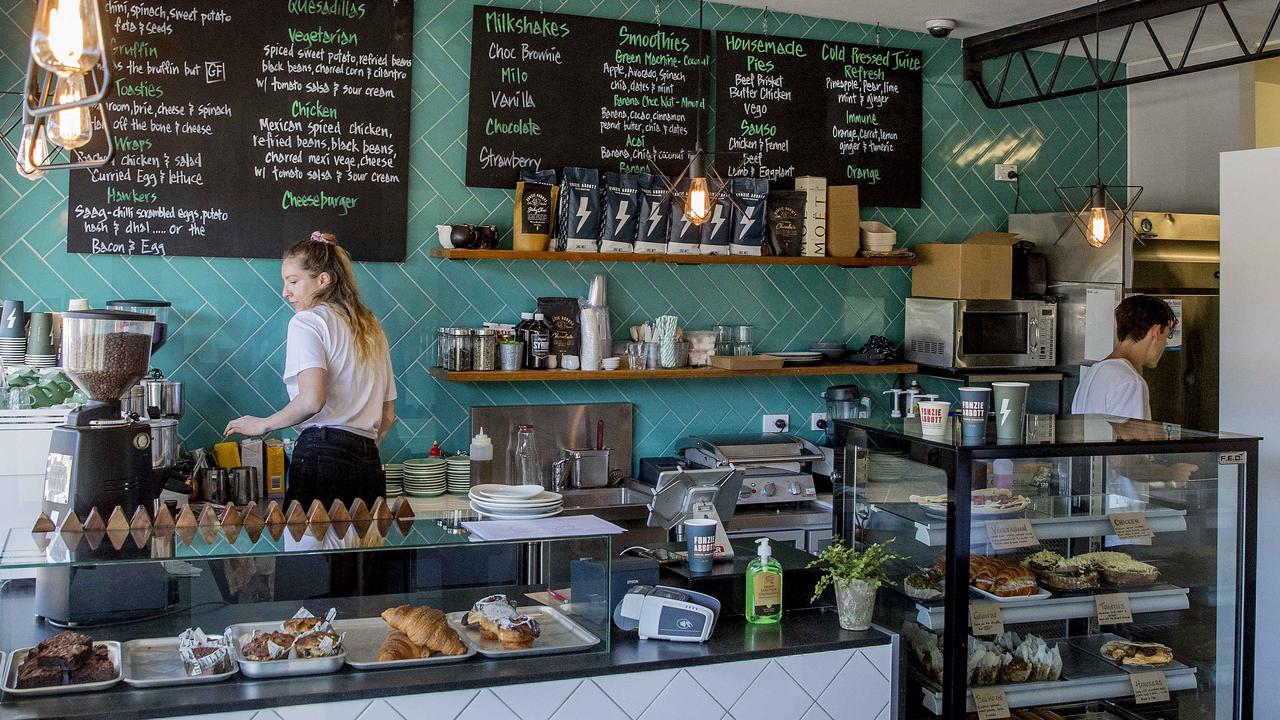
[746,538,783,624]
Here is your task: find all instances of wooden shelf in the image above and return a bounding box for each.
[430,248,914,268]
[429,362,917,382]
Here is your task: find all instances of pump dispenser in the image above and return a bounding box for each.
[745,538,783,624]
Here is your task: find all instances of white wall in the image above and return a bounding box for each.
[1129,64,1254,213]
[1219,146,1280,717]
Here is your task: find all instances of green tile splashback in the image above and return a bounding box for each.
[0,1,1125,463]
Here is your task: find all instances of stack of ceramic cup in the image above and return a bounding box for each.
[383,463,404,497]
[0,300,27,366]
[403,457,446,497]
[24,312,56,367]
[446,454,471,494]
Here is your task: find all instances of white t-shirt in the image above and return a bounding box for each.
[1071,358,1150,420]
[283,305,396,439]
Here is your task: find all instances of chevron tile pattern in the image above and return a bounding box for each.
[0,1,1124,465]
[177,645,894,720]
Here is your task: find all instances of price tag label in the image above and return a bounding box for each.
[970,603,1005,636]
[1130,671,1171,704]
[1095,593,1134,624]
[971,687,1011,719]
[1219,450,1247,466]
[1109,512,1154,541]
[985,518,1039,550]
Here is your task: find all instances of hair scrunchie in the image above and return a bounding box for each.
[310,231,334,245]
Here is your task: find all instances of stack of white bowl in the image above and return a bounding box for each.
[383,464,403,497]
[403,458,446,497]
[446,455,471,494]
[468,484,562,519]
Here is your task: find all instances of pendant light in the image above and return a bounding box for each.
[31,0,104,77]
[1054,0,1142,248]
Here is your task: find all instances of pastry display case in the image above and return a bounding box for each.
[834,415,1258,720]
[0,507,611,705]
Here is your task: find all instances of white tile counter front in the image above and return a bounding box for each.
[175,644,896,720]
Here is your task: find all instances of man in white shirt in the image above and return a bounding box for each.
[1071,295,1177,420]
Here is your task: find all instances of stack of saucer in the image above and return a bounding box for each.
[468,484,563,519]
[383,463,403,497]
[403,457,446,497]
[446,455,471,494]
[0,337,26,366]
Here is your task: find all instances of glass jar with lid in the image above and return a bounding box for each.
[471,328,496,371]
[437,327,473,371]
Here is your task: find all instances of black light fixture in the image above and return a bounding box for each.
[1054,0,1141,248]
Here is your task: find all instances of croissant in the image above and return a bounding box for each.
[378,630,425,661]
[381,604,467,656]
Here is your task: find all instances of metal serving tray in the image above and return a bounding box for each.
[226,622,346,679]
[445,605,600,658]
[333,616,477,670]
[2,642,122,697]
[121,636,238,688]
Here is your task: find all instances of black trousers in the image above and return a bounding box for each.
[285,426,384,508]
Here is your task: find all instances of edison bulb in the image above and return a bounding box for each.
[1088,206,1109,247]
[30,0,103,76]
[15,124,49,179]
[686,177,711,224]
[48,74,92,149]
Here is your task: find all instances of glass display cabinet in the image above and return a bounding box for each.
[834,414,1257,720]
[0,511,610,711]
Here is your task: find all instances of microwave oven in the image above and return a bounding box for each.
[904,298,1057,369]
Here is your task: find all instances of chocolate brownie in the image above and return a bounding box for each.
[16,660,63,689]
[68,647,115,684]
[36,631,91,652]
[34,641,91,670]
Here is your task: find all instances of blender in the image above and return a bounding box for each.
[43,310,157,521]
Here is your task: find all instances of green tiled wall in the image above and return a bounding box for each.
[0,1,1125,462]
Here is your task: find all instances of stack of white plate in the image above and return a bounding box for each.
[403,457,446,497]
[445,455,471,494]
[383,463,403,497]
[0,338,26,366]
[468,484,562,519]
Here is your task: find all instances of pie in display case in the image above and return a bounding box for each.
[834,415,1258,720]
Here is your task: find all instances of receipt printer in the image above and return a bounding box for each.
[612,585,720,642]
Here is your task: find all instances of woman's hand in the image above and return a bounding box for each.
[224,416,271,437]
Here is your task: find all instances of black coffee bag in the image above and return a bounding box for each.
[699,179,733,255]
[599,172,639,253]
[537,296,580,357]
[666,179,701,254]
[556,167,602,252]
[767,190,807,257]
[635,173,670,254]
[730,177,769,256]
[514,169,558,251]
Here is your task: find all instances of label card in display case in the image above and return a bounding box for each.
[1109,512,1154,541]
[984,519,1038,550]
[1094,593,1134,625]
[971,687,1011,720]
[1130,671,1171,703]
[66,0,413,260]
[970,603,1004,636]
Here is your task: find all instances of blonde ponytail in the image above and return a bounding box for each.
[284,231,388,363]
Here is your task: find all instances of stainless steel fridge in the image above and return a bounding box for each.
[1008,211,1219,430]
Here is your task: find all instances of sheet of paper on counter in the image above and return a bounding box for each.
[463,515,626,541]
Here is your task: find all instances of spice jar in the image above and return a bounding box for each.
[471,328,496,371]
[438,327,473,370]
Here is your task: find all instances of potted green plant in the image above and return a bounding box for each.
[807,537,905,631]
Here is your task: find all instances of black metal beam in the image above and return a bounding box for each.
[963,0,1280,109]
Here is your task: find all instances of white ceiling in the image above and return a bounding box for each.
[715,0,1278,65]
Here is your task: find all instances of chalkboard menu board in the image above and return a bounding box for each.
[66,0,414,261]
[714,32,923,208]
[466,6,709,189]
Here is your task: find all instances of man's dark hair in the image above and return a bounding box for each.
[1116,295,1177,342]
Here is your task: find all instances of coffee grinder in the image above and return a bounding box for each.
[42,310,157,524]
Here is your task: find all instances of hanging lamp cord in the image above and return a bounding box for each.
[1095,0,1102,187]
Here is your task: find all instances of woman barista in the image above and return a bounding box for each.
[224,231,396,507]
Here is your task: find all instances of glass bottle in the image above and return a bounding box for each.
[528,313,552,369]
[512,424,543,487]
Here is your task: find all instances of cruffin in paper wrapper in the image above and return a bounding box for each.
[178,627,233,676]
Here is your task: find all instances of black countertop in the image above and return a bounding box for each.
[0,599,890,720]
